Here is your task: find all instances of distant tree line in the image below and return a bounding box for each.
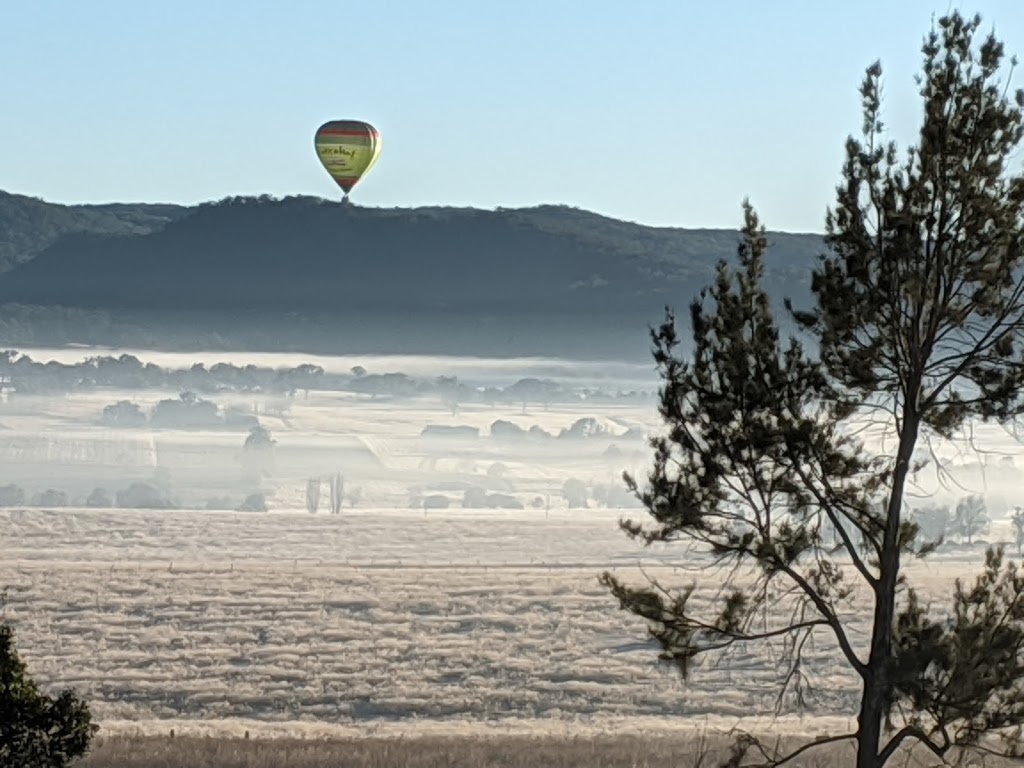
[908,495,993,547]
[814,494,1002,552]
[420,416,649,445]
[406,473,639,513]
[101,392,260,430]
[1,351,326,396]
[0,350,653,407]
[0,480,268,514]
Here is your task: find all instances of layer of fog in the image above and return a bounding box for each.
[1,346,1023,525]
[12,347,660,392]
[4,346,1024,737]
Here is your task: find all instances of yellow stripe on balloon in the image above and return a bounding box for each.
[314,120,382,197]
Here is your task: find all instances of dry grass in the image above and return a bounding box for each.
[5,376,1022,766]
[72,732,808,768]
[0,508,882,725]
[2,507,1010,738]
[74,732,1019,768]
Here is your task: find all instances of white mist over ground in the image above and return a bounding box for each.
[3,348,1024,740]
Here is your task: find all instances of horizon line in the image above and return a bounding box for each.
[1,187,830,237]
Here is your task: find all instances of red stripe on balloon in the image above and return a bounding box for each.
[317,130,378,137]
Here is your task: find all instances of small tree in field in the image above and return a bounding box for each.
[0,623,97,766]
[952,493,990,544]
[239,425,275,481]
[909,502,952,547]
[329,472,344,515]
[305,477,321,514]
[603,12,1024,767]
[1011,507,1024,554]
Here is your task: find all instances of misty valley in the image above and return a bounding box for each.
[8,6,1024,764]
[0,349,657,514]
[3,347,1024,746]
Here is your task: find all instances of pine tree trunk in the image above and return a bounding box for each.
[856,678,886,768]
[855,404,921,767]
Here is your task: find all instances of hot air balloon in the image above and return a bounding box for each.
[314,120,381,202]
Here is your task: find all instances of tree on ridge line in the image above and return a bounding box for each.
[603,10,1024,767]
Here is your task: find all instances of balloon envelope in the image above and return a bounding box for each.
[314,120,381,197]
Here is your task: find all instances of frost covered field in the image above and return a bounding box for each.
[1,508,818,728]
[3,505,1021,739]
[3,350,1024,749]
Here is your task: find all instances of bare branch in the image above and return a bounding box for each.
[722,730,858,768]
[878,725,948,764]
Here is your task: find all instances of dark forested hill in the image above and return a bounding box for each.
[0,192,825,359]
[0,194,823,312]
[0,191,188,273]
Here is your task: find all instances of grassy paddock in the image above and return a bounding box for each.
[73,731,1001,768]
[72,732,796,768]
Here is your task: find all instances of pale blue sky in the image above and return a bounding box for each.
[3,1,1024,232]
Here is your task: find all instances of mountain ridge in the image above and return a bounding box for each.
[0,190,826,358]
[0,190,189,273]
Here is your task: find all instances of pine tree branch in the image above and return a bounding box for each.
[878,724,948,764]
[773,625,814,713]
[771,732,859,767]
[726,730,858,767]
[686,614,830,647]
[773,559,868,677]
[788,452,880,586]
[922,291,1024,408]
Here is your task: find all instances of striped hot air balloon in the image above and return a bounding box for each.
[313,120,382,201]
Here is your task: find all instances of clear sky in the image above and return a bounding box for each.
[4,0,1024,232]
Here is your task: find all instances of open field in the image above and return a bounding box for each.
[3,350,1024,765]
[2,505,1020,739]
[0,507,852,726]
[74,731,981,768]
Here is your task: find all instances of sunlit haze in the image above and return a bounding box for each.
[5,0,1024,231]
[6,4,1024,764]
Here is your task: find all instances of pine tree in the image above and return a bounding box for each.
[602,11,1024,766]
